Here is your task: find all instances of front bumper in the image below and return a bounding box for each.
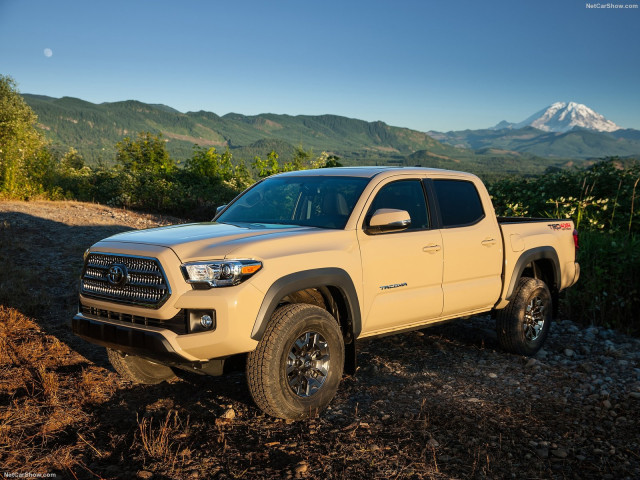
[72,312,186,363]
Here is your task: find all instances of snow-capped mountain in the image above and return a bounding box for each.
[492,102,621,133]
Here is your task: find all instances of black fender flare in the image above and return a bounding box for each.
[505,246,560,301]
[250,268,361,341]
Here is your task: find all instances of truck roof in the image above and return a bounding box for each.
[275,166,471,179]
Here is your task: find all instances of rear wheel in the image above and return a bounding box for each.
[496,277,552,356]
[246,303,344,420]
[107,348,177,384]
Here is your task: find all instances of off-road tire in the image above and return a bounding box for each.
[246,303,344,420]
[107,348,177,384]
[497,277,552,356]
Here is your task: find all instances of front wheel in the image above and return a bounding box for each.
[496,277,552,356]
[246,304,345,420]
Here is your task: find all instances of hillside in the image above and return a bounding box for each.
[25,94,450,163]
[23,94,578,176]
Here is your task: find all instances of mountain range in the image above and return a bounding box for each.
[23,95,640,175]
[429,102,640,160]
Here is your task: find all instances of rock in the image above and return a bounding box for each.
[294,461,309,477]
[525,358,538,368]
[427,438,439,448]
[603,399,612,409]
[551,448,568,459]
[488,372,498,379]
[467,397,481,403]
[564,349,575,358]
[221,408,236,419]
[137,472,153,480]
[629,392,640,400]
[535,448,549,459]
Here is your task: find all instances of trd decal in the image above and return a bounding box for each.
[548,223,572,231]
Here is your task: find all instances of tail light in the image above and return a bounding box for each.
[573,229,579,250]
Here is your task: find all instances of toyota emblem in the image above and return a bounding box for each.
[107,264,129,287]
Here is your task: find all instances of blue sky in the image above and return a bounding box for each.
[1,0,639,131]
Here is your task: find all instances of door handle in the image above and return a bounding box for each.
[482,238,497,246]
[423,244,442,253]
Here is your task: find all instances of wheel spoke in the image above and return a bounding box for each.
[286,330,331,398]
[523,295,547,342]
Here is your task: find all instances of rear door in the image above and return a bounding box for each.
[357,177,444,334]
[430,178,503,316]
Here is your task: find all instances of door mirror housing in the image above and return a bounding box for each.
[214,204,227,220]
[367,208,411,234]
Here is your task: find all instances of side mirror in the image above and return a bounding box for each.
[216,205,227,214]
[213,204,227,221]
[367,208,411,234]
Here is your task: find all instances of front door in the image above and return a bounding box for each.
[357,178,444,334]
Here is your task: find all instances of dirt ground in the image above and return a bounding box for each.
[0,199,639,480]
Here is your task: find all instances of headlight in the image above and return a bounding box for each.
[181,260,262,287]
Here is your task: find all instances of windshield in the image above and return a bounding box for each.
[217,175,370,229]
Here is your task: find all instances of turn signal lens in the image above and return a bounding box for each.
[241,264,262,275]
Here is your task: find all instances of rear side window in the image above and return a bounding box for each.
[433,179,484,227]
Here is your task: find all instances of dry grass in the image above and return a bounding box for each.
[0,306,112,475]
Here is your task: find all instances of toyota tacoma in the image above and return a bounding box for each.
[73,167,580,419]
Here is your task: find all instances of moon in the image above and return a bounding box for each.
[44,48,53,58]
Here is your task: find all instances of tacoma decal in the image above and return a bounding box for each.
[380,282,408,290]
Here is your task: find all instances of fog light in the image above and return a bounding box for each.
[200,314,213,329]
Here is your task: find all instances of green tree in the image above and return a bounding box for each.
[115,132,175,174]
[0,75,48,197]
[324,155,343,168]
[252,150,280,178]
[282,145,312,172]
[186,146,234,181]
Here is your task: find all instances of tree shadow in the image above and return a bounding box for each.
[0,210,142,366]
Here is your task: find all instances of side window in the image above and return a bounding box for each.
[433,179,485,227]
[366,180,429,231]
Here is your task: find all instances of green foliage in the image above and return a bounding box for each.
[116,132,175,174]
[252,150,281,178]
[0,75,49,198]
[564,232,640,334]
[488,158,640,234]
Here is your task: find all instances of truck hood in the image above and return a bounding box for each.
[94,222,317,261]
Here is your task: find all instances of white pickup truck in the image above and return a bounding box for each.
[73,167,580,419]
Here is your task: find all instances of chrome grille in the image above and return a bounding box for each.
[81,253,170,308]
